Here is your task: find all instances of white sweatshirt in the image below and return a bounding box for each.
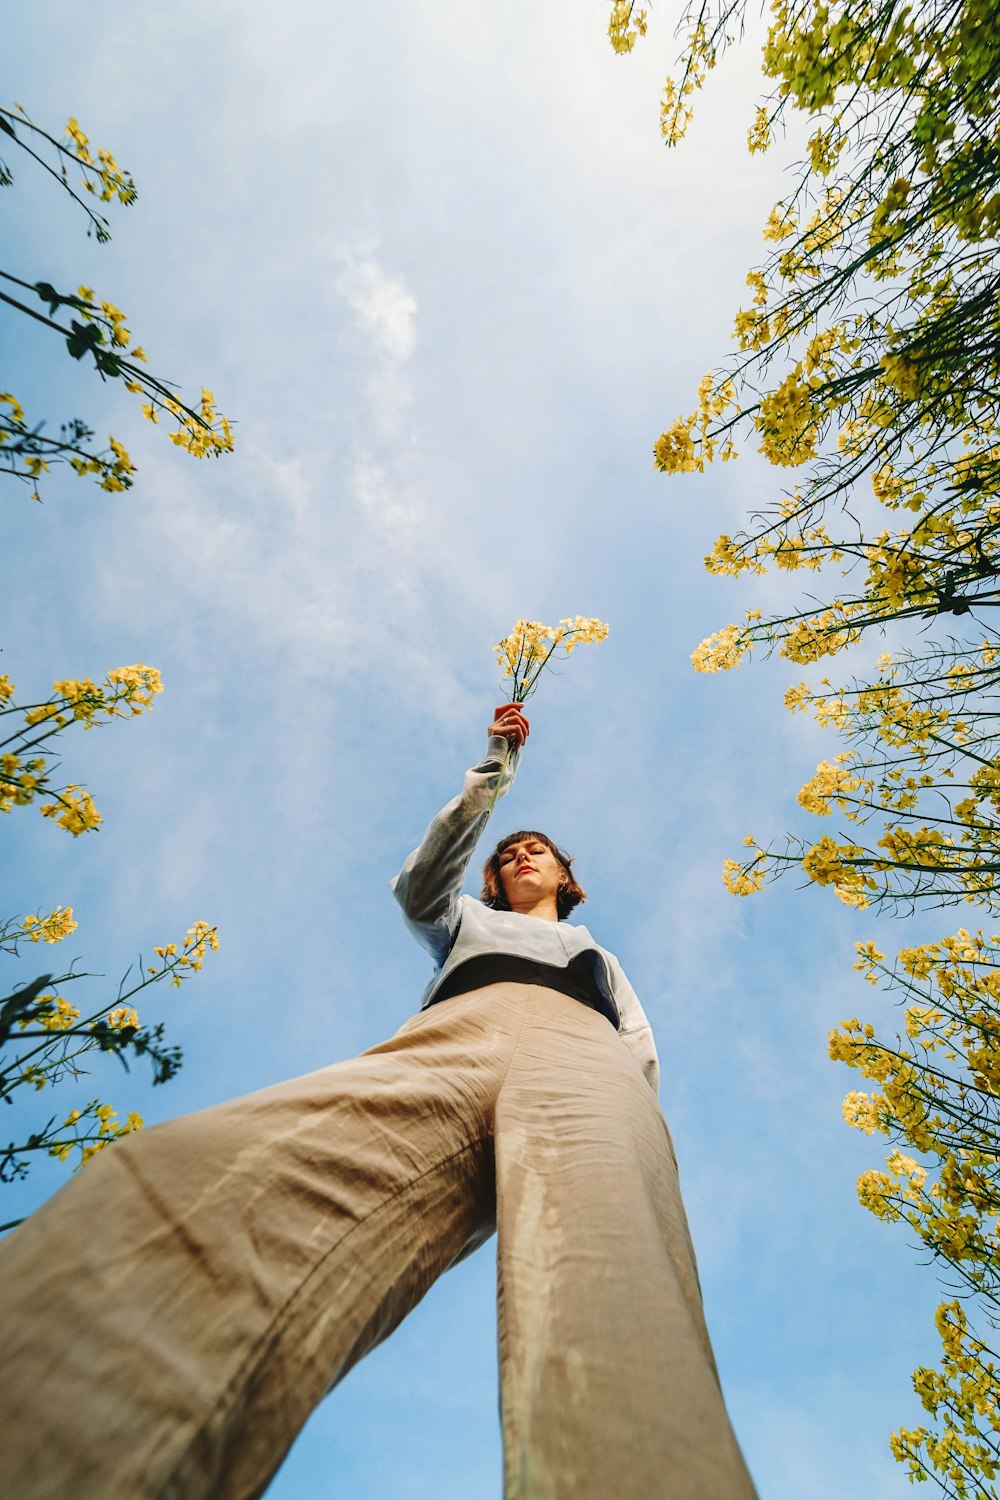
[390,735,660,1094]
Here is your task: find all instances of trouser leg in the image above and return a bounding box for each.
[494,991,758,1500]
[0,997,503,1500]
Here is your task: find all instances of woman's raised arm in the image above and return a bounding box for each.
[389,706,529,962]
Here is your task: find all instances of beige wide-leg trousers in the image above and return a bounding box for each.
[0,984,757,1500]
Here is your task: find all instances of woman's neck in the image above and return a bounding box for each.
[508,895,559,922]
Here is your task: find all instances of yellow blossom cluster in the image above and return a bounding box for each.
[50,1101,145,1167]
[493,616,609,703]
[0,390,25,430]
[658,78,695,148]
[64,117,136,205]
[864,536,933,611]
[147,920,221,988]
[29,996,82,1033]
[732,306,765,350]
[690,622,753,674]
[763,205,796,243]
[780,606,861,664]
[747,106,772,154]
[830,924,1000,1459]
[721,854,767,895]
[8,911,217,1183]
[892,1342,1000,1491]
[653,374,737,474]
[872,462,921,508]
[796,534,843,574]
[801,834,874,906]
[21,905,78,944]
[892,1301,1000,1492]
[77,289,133,349]
[1,664,163,833]
[755,367,823,466]
[877,824,952,868]
[0,391,46,499]
[654,20,717,145]
[704,520,840,578]
[97,436,138,493]
[0,751,47,813]
[796,755,865,816]
[802,193,848,255]
[852,940,886,983]
[842,1089,893,1135]
[105,1007,140,1032]
[703,534,760,577]
[39,785,102,836]
[7,265,234,498]
[105,663,164,713]
[856,1148,928,1221]
[607,1,647,54]
[161,388,235,459]
[723,632,1000,912]
[806,126,844,177]
[54,287,233,480]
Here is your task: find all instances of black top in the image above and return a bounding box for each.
[429,951,619,1029]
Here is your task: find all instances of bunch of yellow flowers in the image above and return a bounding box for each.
[494,616,609,705]
[0,665,163,833]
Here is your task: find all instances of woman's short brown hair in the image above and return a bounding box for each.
[480,830,586,921]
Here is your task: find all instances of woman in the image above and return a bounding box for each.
[0,706,757,1500]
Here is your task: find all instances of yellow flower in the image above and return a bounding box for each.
[797,758,863,816]
[691,623,751,673]
[763,205,796,242]
[39,785,103,836]
[106,1007,140,1032]
[722,857,766,895]
[492,617,608,700]
[22,905,78,944]
[852,940,885,982]
[0,391,26,423]
[755,367,822,466]
[842,1090,892,1134]
[65,117,91,159]
[39,996,81,1032]
[106,663,164,713]
[653,420,697,473]
[747,106,771,154]
[607,1,648,54]
[153,922,220,985]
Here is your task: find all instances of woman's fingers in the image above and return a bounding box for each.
[493,704,527,725]
[489,703,530,745]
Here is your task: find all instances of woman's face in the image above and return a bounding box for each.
[497,837,563,912]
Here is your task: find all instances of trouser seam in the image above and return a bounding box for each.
[488,986,533,1136]
[154,1133,486,1500]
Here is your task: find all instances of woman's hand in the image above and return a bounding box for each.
[489,703,530,748]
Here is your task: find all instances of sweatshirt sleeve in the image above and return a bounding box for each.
[606,953,661,1096]
[390,734,519,964]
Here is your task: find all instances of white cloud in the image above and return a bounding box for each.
[334,254,418,366]
[329,245,418,431]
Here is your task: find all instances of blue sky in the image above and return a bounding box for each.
[3,5,946,1496]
